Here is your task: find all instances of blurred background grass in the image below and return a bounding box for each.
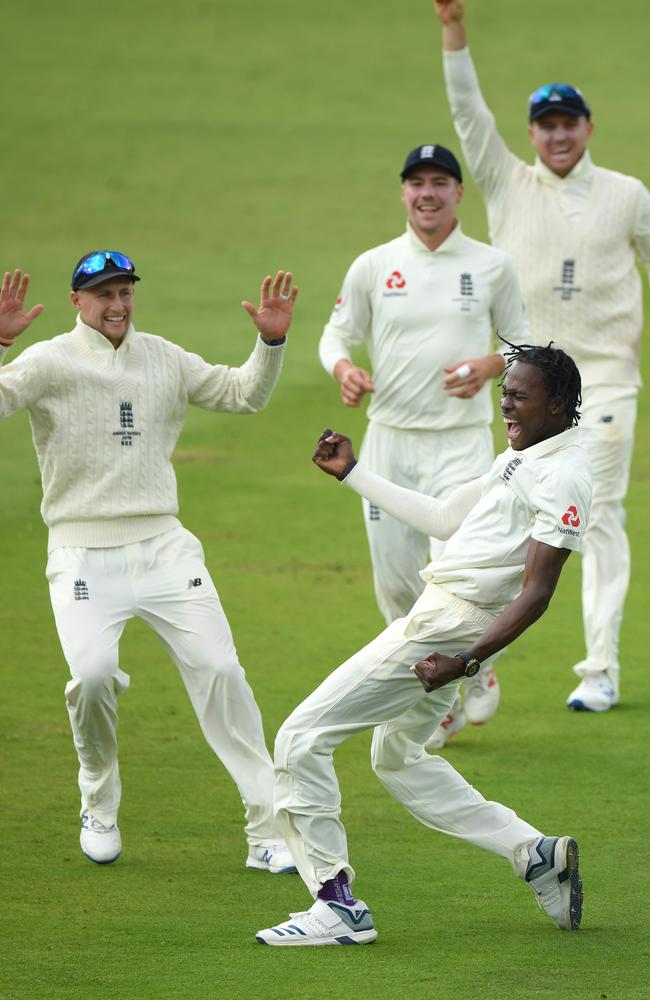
[1,1,649,998]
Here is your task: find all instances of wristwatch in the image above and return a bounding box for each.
[455,651,481,677]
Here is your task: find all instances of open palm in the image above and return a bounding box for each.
[0,270,44,345]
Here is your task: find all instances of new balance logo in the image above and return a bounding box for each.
[74,579,89,601]
[188,578,202,588]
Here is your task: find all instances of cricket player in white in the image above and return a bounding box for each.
[433,0,650,713]
[319,143,529,738]
[0,258,298,872]
[257,342,590,946]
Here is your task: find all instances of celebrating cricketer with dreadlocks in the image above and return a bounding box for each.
[256,341,590,947]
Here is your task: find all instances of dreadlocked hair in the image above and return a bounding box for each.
[499,338,582,426]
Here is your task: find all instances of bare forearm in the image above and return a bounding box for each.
[442,19,466,51]
[466,586,552,662]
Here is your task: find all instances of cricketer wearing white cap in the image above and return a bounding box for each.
[319,142,529,734]
[434,0,650,714]
[256,341,591,946]
[0,258,298,872]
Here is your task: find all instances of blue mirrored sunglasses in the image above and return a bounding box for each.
[529,83,583,105]
[74,251,135,279]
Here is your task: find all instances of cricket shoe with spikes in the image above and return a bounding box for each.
[425,696,466,751]
[80,812,121,865]
[256,898,377,946]
[566,671,618,712]
[525,835,583,930]
[463,665,500,724]
[246,842,297,874]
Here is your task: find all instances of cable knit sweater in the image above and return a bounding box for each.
[0,317,285,550]
[443,47,650,390]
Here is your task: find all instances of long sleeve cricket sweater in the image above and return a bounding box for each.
[443,47,650,390]
[0,317,285,551]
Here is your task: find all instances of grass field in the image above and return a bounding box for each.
[2,1,649,998]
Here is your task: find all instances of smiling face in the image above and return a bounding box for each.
[70,277,135,345]
[400,166,463,248]
[500,361,569,451]
[528,111,593,177]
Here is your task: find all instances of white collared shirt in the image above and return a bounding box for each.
[319,223,528,431]
[422,427,591,612]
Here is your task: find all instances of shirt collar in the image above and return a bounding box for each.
[75,315,136,353]
[503,425,581,463]
[533,149,594,186]
[405,221,464,255]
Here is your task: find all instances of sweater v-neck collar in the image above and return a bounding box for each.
[74,316,137,356]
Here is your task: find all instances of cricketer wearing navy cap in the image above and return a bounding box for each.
[400,143,463,182]
[528,83,591,124]
[71,250,141,291]
[434,0,650,719]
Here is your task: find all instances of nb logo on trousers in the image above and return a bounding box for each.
[188,578,202,588]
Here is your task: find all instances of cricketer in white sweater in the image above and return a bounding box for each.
[0,265,298,868]
[437,30,650,711]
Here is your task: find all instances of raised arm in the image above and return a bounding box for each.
[434,0,467,50]
[241,271,298,342]
[433,0,520,198]
[0,270,44,348]
[411,539,571,691]
[312,429,483,539]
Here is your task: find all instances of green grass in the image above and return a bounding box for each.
[1,0,649,997]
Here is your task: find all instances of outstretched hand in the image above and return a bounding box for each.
[312,428,357,479]
[434,0,465,24]
[410,652,465,692]
[241,271,299,341]
[0,270,44,346]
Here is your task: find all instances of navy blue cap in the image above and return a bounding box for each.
[400,144,462,183]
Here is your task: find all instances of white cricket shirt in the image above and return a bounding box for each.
[319,224,528,430]
[345,426,591,615]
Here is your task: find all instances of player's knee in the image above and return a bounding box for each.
[274,723,319,776]
[65,665,123,705]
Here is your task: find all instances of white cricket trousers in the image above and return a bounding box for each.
[46,524,277,844]
[576,386,638,686]
[359,422,494,624]
[273,584,541,897]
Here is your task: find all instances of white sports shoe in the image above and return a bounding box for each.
[246,842,297,874]
[80,812,121,865]
[425,697,466,750]
[525,836,583,931]
[256,897,377,946]
[463,665,500,724]
[566,672,618,712]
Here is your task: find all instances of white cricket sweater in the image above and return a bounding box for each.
[443,47,650,390]
[319,224,528,431]
[0,317,285,551]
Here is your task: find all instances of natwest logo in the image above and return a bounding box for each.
[561,505,581,527]
[386,270,406,290]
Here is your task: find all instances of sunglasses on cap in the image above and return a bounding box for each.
[73,251,136,280]
[528,83,590,120]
